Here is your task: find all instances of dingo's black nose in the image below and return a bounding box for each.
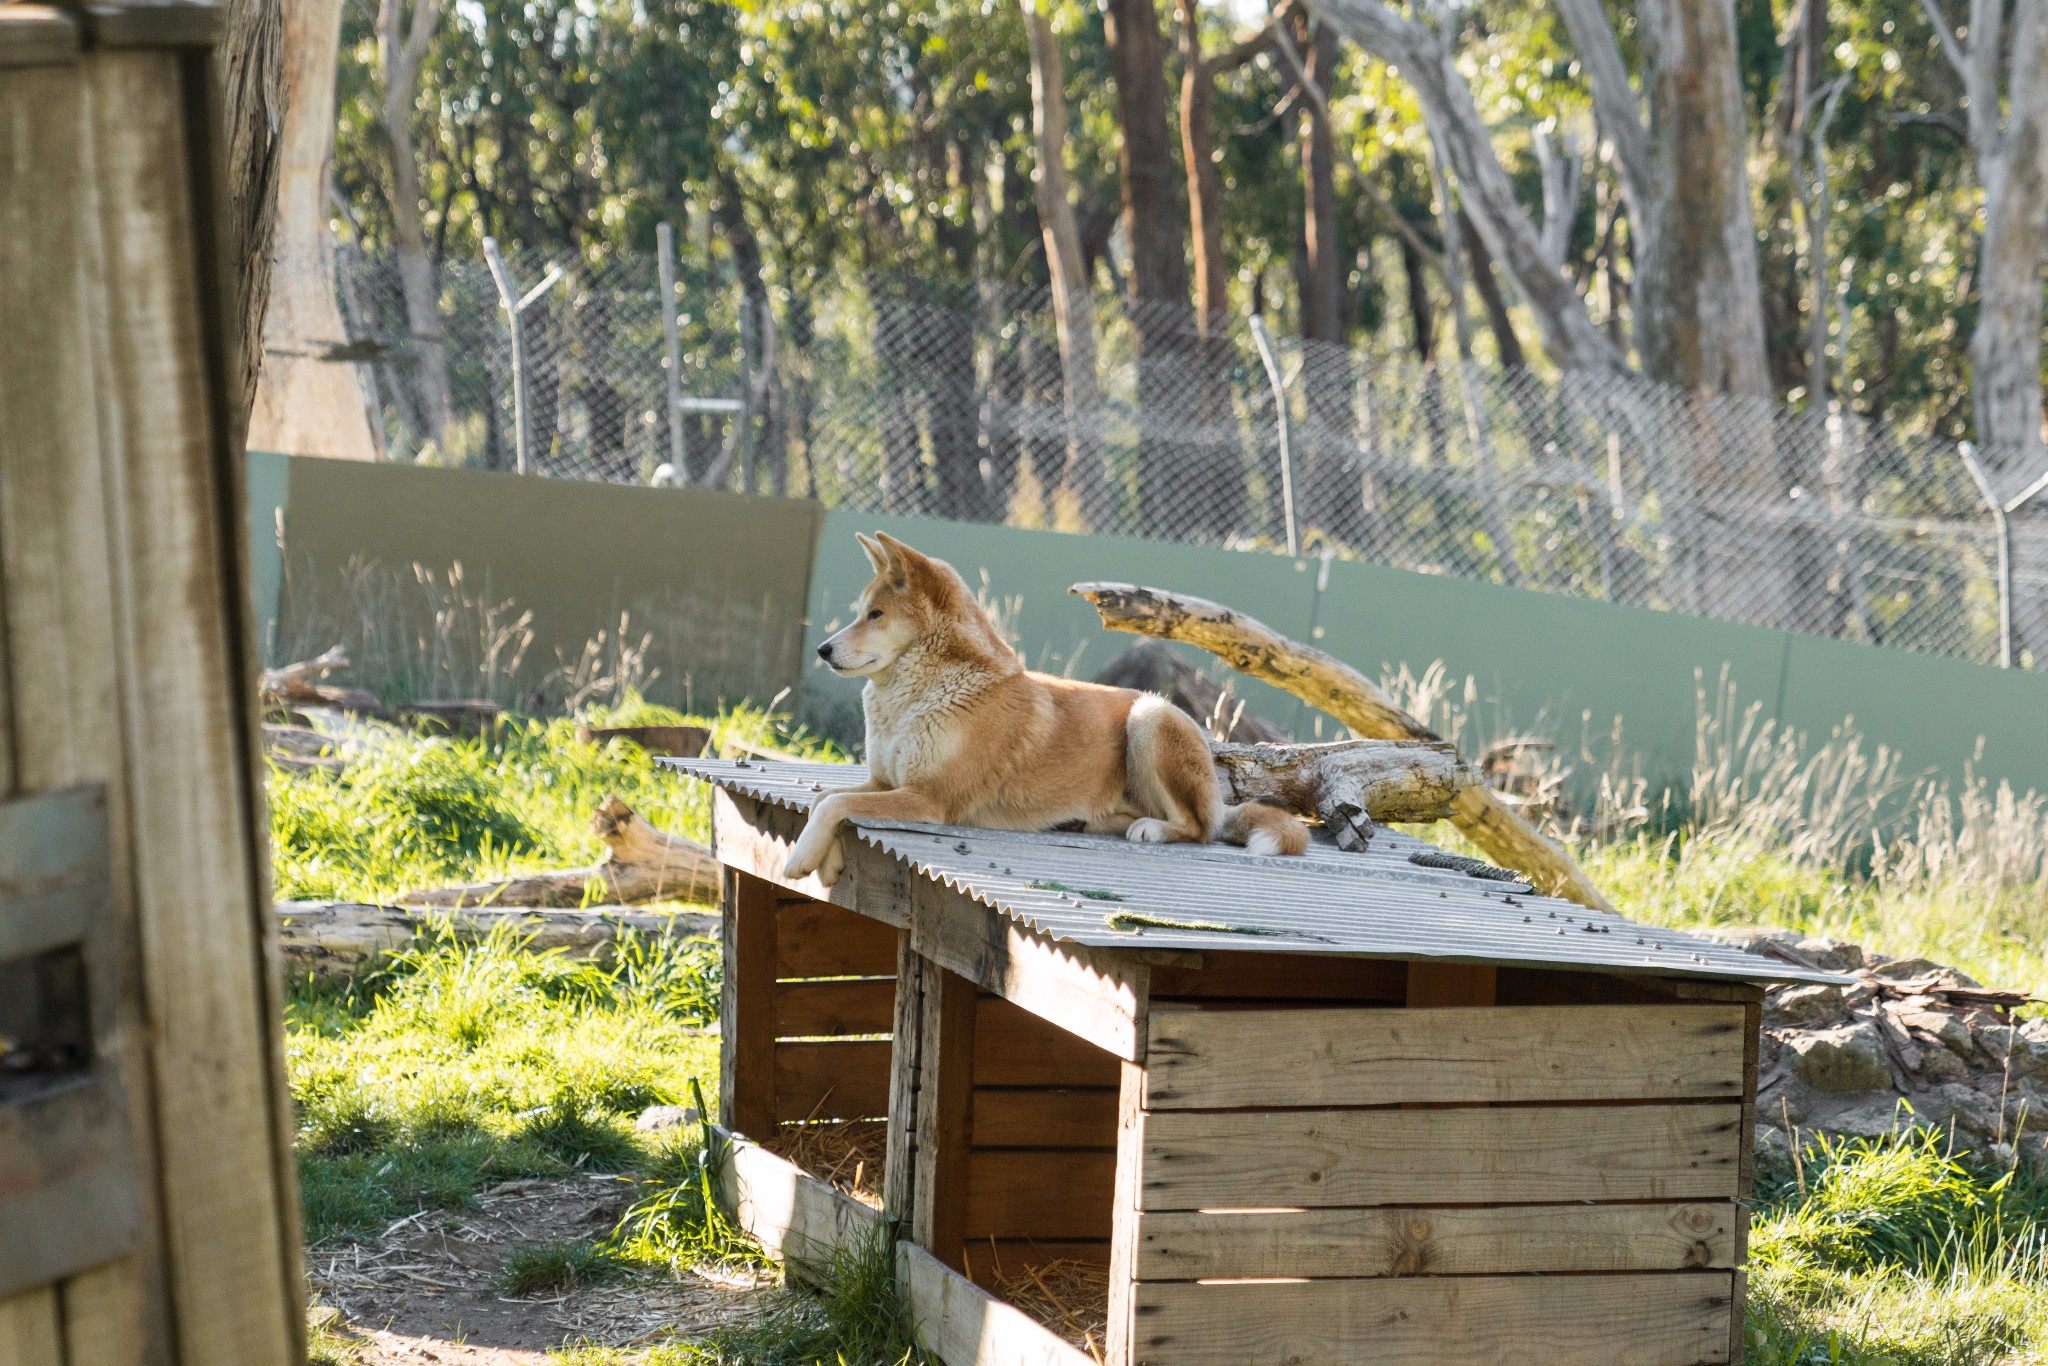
[816,642,833,660]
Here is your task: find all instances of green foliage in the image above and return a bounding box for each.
[1744,1131,2048,1364]
[495,1239,626,1297]
[268,705,845,904]
[288,922,719,1243]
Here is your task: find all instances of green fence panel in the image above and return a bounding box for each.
[1777,632,2048,797]
[246,449,291,662]
[803,512,1321,736]
[269,456,821,710]
[1315,559,1795,787]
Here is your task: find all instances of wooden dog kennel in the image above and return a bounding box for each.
[676,757,1834,1366]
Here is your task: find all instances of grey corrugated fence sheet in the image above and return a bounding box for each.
[672,758,1837,987]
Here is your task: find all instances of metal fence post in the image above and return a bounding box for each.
[1248,314,1298,557]
[656,221,687,481]
[1959,439,2048,668]
[483,237,563,476]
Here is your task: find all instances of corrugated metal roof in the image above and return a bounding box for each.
[667,757,1838,986]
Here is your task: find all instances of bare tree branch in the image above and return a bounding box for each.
[1914,0,1968,82]
[1550,0,1652,239]
[1302,0,1628,374]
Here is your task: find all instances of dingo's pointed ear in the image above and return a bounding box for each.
[856,533,893,576]
[874,533,927,569]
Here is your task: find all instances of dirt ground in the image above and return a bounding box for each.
[307,1176,770,1364]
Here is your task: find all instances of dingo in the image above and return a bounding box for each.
[783,533,1310,885]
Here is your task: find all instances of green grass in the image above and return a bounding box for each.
[269,697,843,904]
[289,922,720,1243]
[1744,1131,2048,1364]
[496,1239,627,1297]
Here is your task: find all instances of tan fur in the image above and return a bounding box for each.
[785,533,1310,884]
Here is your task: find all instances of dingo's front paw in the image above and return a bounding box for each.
[818,839,847,887]
[783,844,823,880]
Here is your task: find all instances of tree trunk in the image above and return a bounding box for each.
[1104,0,1196,537]
[1302,0,1626,376]
[1023,2,1111,527]
[1634,0,1770,398]
[247,0,383,461]
[379,0,453,451]
[1071,581,1615,910]
[219,0,287,428]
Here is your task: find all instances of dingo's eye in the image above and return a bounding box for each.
[866,609,882,621]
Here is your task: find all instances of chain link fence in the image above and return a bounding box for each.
[327,245,2047,671]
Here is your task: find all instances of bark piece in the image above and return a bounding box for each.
[1072,581,1613,911]
[1209,738,1477,850]
[399,797,719,907]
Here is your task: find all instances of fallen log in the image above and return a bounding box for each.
[261,644,384,716]
[399,797,720,908]
[1211,738,1477,850]
[275,901,719,979]
[1073,581,1613,911]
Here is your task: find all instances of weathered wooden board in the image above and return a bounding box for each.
[1134,1201,1738,1279]
[971,1088,1119,1149]
[774,977,896,1037]
[1147,952,1405,1001]
[897,1242,1099,1366]
[1143,1003,1746,1109]
[1139,1104,1743,1208]
[1129,1273,1735,1366]
[911,878,1148,1062]
[714,789,861,910]
[963,1151,1117,1240]
[707,1124,882,1278]
[911,959,977,1269]
[774,1039,893,1122]
[974,997,1122,1087]
[722,871,779,1139]
[775,896,901,978]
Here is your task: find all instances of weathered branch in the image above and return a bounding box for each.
[1211,738,1477,850]
[400,797,720,908]
[1073,582,1615,911]
[1551,0,1652,238]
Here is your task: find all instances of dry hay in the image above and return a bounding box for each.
[968,1248,1109,1364]
[766,1119,887,1208]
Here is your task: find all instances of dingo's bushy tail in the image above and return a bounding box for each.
[1220,801,1312,856]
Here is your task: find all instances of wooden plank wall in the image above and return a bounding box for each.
[1116,992,1753,1366]
[0,12,305,1366]
[723,872,899,1141]
[958,998,1119,1286]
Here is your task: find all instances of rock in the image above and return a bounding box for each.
[2010,1019,2048,1079]
[1869,957,1979,986]
[1894,1007,1980,1064]
[1791,937,1866,972]
[1815,1095,1908,1138]
[1915,1082,2002,1138]
[1753,1122,1791,1158]
[636,1104,701,1132]
[1767,984,1847,1027]
[1919,1046,1970,1085]
[1787,1021,1893,1094]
